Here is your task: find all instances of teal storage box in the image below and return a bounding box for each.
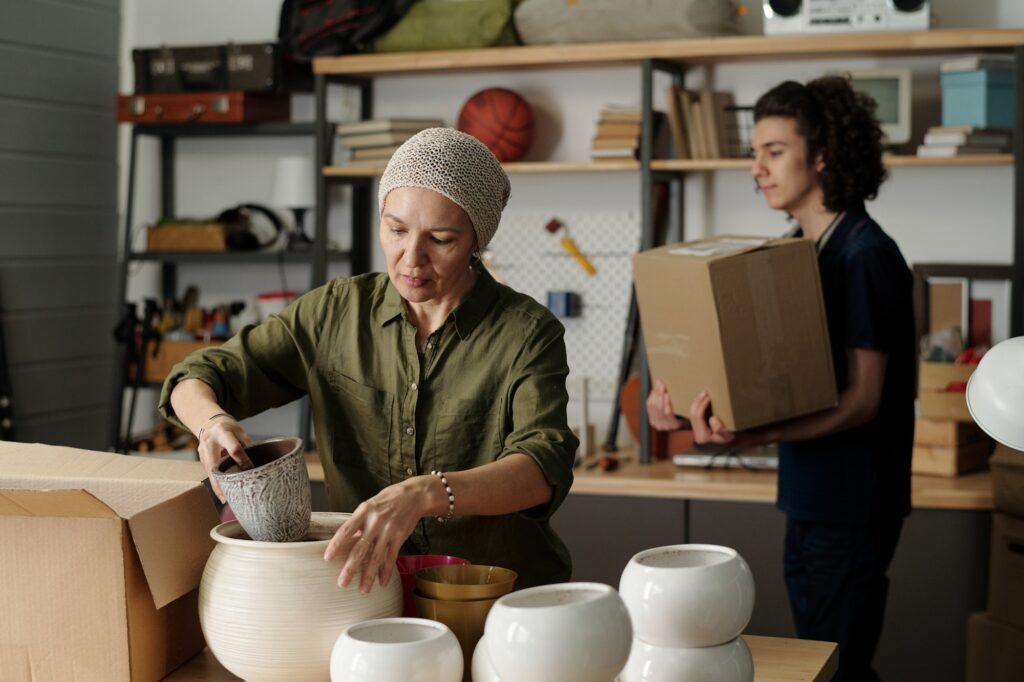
[942,68,1015,129]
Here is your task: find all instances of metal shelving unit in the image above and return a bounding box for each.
[111,120,372,452]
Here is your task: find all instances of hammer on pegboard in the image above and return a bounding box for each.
[545,218,596,276]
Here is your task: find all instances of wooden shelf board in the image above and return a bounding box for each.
[325,154,1011,178]
[314,29,1024,76]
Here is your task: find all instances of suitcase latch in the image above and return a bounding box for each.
[212,96,229,114]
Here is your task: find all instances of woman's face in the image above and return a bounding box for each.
[751,115,824,215]
[379,186,479,305]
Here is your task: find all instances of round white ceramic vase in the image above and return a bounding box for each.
[484,582,633,682]
[619,544,755,648]
[619,636,754,682]
[200,512,403,681]
[330,617,462,682]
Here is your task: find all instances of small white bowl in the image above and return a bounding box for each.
[619,544,755,648]
[483,582,632,682]
[619,636,754,682]
[330,617,462,682]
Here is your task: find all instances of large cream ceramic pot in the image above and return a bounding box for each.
[619,544,755,648]
[619,636,754,682]
[200,512,403,681]
[483,582,633,682]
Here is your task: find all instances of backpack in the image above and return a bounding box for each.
[277,0,416,62]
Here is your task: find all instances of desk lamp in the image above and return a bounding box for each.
[966,337,1024,450]
[272,156,315,250]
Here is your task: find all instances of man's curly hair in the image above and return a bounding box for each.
[753,75,888,212]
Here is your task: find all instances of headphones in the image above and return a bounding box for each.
[216,203,285,251]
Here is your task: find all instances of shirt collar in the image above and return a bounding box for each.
[376,267,500,340]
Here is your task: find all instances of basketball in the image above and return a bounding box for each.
[457,87,534,162]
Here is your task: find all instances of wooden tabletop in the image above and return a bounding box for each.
[571,455,993,510]
[166,635,837,682]
[306,453,993,510]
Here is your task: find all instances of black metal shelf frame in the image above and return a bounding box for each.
[111,117,374,451]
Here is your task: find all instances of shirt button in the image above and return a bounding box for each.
[426,342,433,350]
[405,426,415,436]
[410,382,418,390]
[405,467,414,476]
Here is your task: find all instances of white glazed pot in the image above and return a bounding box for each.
[484,582,633,682]
[471,638,501,682]
[330,617,462,682]
[200,512,403,681]
[619,544,755,648]
[619,636,754,682]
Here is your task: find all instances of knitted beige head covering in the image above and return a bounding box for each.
[378,128,511,250]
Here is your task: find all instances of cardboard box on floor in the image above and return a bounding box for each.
[988,512,1024,631]
[966,612,1024,682]
[634,236,837,432]
[0,442,219,681]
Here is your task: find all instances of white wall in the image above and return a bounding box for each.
[119,0,1024,444]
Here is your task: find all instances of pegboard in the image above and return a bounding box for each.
[486,212,641,402]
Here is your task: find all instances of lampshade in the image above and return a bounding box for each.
[966,336,1024,451]
[271,156,315,209]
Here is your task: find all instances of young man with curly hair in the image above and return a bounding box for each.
[647,76,915,682]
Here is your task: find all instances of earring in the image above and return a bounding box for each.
[469,251,481,270]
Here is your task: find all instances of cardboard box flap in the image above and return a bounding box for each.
[0,441,208,483]
[127,485,218,609]
[0,489,119,519]
[668,237,770,259]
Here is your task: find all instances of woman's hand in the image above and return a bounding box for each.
[198,416,254,503]
[646,380,689,431]
[323,476,440,594]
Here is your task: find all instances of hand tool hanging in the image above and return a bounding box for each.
[545,218,597,276]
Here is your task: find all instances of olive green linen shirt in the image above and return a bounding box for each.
[159,268,578,587]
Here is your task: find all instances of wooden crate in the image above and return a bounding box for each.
[131,340,220,383]
[918,360,975,421]
[147,224,226,252]
[912,440,993,477]
[914,417,986,446]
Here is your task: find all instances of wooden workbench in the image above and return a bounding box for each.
[167,635,838,682]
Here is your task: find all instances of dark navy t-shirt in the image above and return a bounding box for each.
[777,205,915,523]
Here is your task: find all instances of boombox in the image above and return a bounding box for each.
[763,0,929,35]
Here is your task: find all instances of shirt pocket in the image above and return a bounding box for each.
[432,397,500,470]
[327,371,393,482]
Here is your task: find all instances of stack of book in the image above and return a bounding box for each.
[916,125,1011,158]
[336,118,444,163]
[590,107,642,161]
[664,87,744,160]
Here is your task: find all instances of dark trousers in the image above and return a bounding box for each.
[784,517,904,682]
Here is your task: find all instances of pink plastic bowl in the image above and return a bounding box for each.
[395,555,469,617]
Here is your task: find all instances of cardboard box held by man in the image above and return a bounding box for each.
[634,236,837,432]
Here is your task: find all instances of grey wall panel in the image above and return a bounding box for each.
[10,358,115,417]
[16,406,111,450]
[1,309,118,365]
[0,155,115,207]
[0,209,116,259]
[0,45,117,108]
[0,263,117,312]
[0,100,116,157]
[0,2,119,58]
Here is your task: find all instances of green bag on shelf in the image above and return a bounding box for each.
[372,0,521,52]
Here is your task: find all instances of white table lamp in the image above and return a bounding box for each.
[966,336,1024,451]
[272,156,315,249]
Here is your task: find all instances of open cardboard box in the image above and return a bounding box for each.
[0,442,219,680]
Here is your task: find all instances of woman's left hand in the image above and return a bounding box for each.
[323,477,433,594]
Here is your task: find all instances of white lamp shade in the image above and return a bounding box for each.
[966,337,1024,450]
[271,156,315,209]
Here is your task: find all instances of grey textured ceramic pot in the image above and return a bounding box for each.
[211,437,311,542]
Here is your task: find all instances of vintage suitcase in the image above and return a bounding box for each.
[133,43,311,94]
[117,92,290,124]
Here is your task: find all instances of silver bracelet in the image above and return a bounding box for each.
[197,412,234,441]
[430,470,455,523]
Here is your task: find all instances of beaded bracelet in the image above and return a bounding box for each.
[430,470,455,524]
[197,412,234,441]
